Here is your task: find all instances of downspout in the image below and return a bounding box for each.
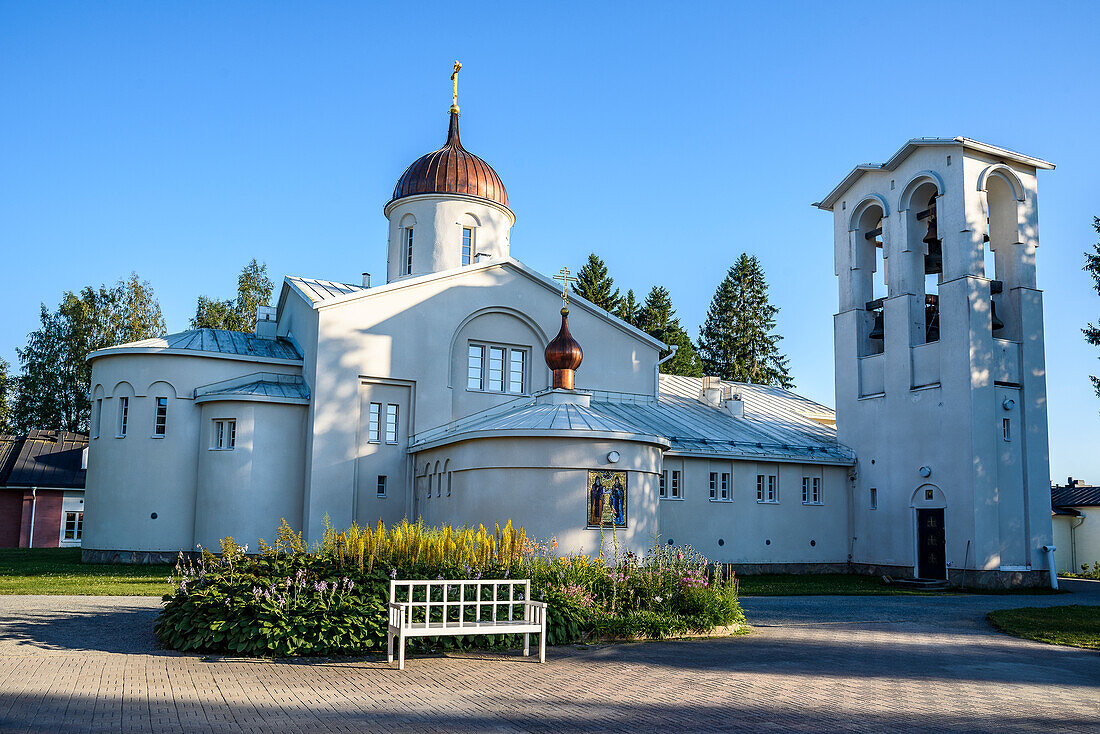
[654,345,678,395]
[27,487,37,548]
[1070,512,1086,572]
[1041,545,1059,590]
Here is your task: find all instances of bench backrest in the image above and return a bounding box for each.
[389,579,531,627]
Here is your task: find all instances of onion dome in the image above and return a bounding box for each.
[390,110,508,208]
[545,307,583,390]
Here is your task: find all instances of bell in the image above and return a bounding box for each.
[923,198,943,275]
[868,310,885,341]
[990,299,1005,333]
[925,296,940,342]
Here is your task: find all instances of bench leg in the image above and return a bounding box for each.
[524,633,530,657]
[398,631,405,671]
[387,631,394,664]
[539,627,546,663]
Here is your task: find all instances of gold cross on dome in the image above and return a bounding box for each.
[553,267,577,308]
[450,61,462,113]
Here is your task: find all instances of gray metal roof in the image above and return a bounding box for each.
[0,430,87,489]
[92,329,301,361]
[194,373,310,404]
[1051,484,1100,508]
[411,377,854,465]
[285,276,367,304]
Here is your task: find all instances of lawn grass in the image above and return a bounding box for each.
[0,548,172,596]
[987,605,1100,649]
[736,573,1065,596]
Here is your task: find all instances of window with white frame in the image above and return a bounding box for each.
[367,402,381,442]
[403,227,414,275]
[467,343,528,394]
[154,397,168,436]
[117,397,129,437]
[63,511,83,541]
[720,472,730,501]
[93,399,102,439]
[659,470,667,499]
[377,475,387,497]
[670,470,682,499]
[802,476,822,505]
[1002,417,1011,442]
[709,472,718,499]
[385,404,399,444]
[212,419,236,450]
[757,473,778,503]
[461,227,474,265]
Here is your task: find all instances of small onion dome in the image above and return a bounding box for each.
[390,110,508,208]
[545,307,583,390]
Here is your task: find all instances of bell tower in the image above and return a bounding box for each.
[815,138,1055,588]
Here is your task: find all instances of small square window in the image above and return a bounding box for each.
[63,511,83,540]
[377,475,387,497]
[212,419,236,450]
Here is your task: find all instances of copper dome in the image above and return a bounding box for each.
[390,111,508,208]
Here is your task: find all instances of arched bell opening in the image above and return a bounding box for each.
[983,172,1023,340]
[906,181,942,344]
[853,201,887,356]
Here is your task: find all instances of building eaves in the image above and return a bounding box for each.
[194,372,310,405]
[89,329,302,365]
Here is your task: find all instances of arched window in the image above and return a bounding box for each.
[852,201,887,355]
[983,170,1023,339]
[904,180,942,345]
[460,214,480,266]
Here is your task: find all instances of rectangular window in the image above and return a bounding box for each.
[467,345,484,390]
[63,511,83,541]
[768,475,777,503]
[117,397,129,437]
[377,475,387,497]
[671,470,681,499]
[154,397,168,436]
[757,474,764,501]
[720,472,730,501]
[870,487,878,510]
[813,477,821,504]
[759,473,778,503]
[212,419,236,450]
[508,349,525,394]
[709,472,717,499]
[447,472,452,497]
[802,477,810,503]
[404,227,414,275]
[468,343,528,395]
[93,399,102,439]
[803,477,822,504]
[461,227,474,265]
[1002,417,1011,442]
[659,470,667,499]
[487,347,505,392]
[368,402,381,442]
[385,404,399,444]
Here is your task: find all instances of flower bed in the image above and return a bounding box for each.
[155,519,745,656]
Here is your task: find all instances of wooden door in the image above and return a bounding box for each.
[917,508,946,580]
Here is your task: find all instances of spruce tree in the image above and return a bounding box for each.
[572,254,620,312]
[697,254,792,388]
[616,289,640,326]
[636,286,704,377]
[1084,217,1100,398]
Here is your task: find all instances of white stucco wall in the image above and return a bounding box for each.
[1052,512,1100,574]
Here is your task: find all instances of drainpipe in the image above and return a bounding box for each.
[654,345,678,395]
[27,487,38,548]
[1070,512,1086,571]
[1041,545,1058,590]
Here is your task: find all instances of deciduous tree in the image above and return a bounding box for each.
[1084,217,1100,398]
[191,259,275,332]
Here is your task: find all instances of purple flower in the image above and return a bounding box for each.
[390,569,398,579]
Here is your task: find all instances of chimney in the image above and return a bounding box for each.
[255,305,277,339]
[362,272,371,287]
[698,376,723,407]
[723,393,745,419]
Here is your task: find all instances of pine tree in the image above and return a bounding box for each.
[636,286,704,377]
[191,259,275,332]
[697,254,792,388]
[13,274,166,433]
[1084,216,1100,398]
[572,254,620,313]
[616,289,640,326]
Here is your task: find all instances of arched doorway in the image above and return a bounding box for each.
[911,484,947,580]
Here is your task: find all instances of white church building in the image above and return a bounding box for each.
[82,83,1056,587]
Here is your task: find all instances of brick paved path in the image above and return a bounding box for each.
[0,586,1097,733]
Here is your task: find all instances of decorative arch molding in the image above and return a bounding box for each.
[461,212,482,227]
[92,384,105,400]
[910,483,946,509]
[110,380,135,398]
[146,380,179,399]
[446,306,551,388]
[847,194,890,232]
[399,213,417,228]
[977,164,1025,202]
[899,171,946,212]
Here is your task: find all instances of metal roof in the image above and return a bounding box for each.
[1051,484,1100,508]
[194,372,310,404]
[284,276,367,304]
[814,137,1055,212]
[411,376,854,465]
[0,430,87,489]
[90,328,301,362]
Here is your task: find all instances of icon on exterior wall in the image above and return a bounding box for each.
[587,470,627,528]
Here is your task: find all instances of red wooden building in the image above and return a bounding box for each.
[0,430,87,548]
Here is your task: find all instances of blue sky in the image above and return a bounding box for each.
[2,1,1098,482]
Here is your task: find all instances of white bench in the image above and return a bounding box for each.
[387,579,547,670]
